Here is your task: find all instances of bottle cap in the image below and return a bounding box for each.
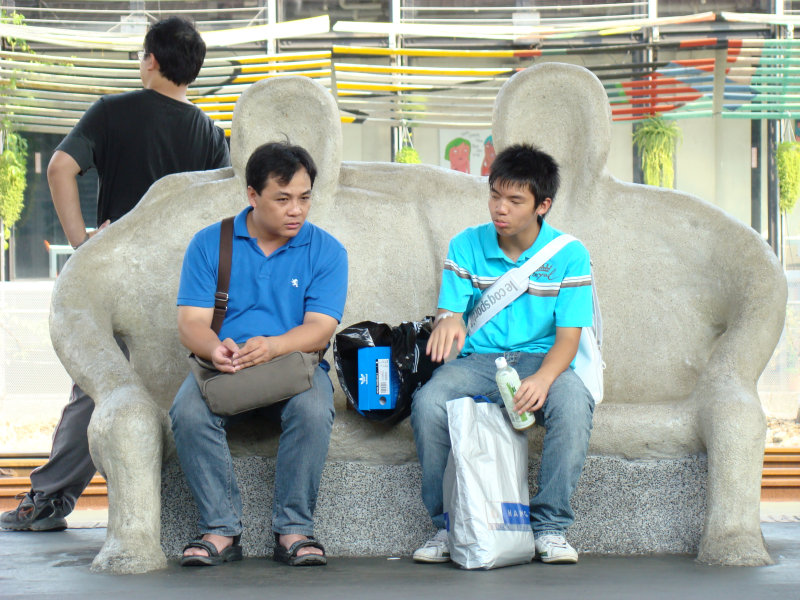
[495,356,507,369]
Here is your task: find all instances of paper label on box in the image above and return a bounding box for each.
[376,358,391,395]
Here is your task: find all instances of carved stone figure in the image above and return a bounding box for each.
[50,64,785,573]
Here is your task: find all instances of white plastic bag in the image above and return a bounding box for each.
[574,325,603,404]
[572,265,604,404]
[443,396,535,569]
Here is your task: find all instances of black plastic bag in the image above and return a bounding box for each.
[333,318,440,426]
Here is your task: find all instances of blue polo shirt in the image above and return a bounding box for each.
[177,207,348,348]
[438,221,592,356]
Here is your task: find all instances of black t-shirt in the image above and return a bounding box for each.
[57,89,230,225]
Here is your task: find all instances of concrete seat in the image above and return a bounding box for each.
[50,64,786,573]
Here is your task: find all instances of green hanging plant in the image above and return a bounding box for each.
[777,141,800,215]
[396,126,421,164]
[0,9,30,53]
[396,145,421,164]
[632,116,682,188]
[0,128,28,249]
[0,11,33,251]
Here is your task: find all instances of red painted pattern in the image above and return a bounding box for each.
[673,58,715,72]
[679,38,717,48]
[512,50,543,58]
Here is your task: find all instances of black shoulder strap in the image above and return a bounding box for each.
[210,217,234,335]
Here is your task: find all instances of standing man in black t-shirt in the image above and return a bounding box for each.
[0,16,230,532]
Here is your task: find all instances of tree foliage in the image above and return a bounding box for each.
[0,10,31,249]
[632,116,682,189]
[0,129,28,239]
[777,141,800,215]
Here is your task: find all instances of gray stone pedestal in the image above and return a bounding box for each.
[160,455,706,558]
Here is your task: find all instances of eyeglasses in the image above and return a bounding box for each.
[137,50,148,61]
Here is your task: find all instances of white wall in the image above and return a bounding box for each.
[607,121,634,183]
[339,71,773,240]
[342,122,391,163]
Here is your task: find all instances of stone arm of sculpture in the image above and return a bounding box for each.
[48,170,236,574]
[50,251,168,573]
[50,269,147,402]
[49,169,237,408]
[689,234,787,566]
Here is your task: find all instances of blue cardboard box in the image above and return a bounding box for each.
[357,346,399,411]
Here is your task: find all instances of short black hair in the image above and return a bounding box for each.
[245,142,318,194]
[489,144,560,214]
[144,17,205,86]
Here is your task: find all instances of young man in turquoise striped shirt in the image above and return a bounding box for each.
[411,144,595,565]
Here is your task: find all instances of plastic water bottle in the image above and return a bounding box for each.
[495,356,535,430]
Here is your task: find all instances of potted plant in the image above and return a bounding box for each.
[395,127,421,164]
[632,116,682,188]
[396,144,421,164]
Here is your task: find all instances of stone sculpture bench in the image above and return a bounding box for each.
[50,63,786,573]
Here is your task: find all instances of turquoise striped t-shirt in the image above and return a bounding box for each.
[438,220,593,356]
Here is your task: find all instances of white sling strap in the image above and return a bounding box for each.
[466,234,577,336]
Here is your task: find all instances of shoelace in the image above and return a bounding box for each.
[426,532,448,547]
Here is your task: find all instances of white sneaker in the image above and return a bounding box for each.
[534,533,578,564]
[413,529,450,563]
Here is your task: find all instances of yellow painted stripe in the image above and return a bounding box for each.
[598,25,642,36]
[232,70,330,83]
[13,80,123,94]
[204,117,356,129]
[0,50,130,67]
[196,104,237,112]
[230,52,331,64]
[336,82,431,92]
[193,95,240,104]
[333,45,518,58]
[334,64,509,76]
[238,60,331,73]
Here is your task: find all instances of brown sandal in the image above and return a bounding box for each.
[181,535,242,567]
[273,535,327,566]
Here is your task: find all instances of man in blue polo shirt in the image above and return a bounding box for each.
[411,144,594,565]
[170,142,347,568]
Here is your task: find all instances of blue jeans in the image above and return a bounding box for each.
[170,366,335,537]
[410,352,594,536]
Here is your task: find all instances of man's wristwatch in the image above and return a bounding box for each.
[434,311,455,325]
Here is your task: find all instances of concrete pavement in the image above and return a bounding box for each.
[1,522,798,600]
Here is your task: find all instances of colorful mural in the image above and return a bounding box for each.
[439,130,492,175]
